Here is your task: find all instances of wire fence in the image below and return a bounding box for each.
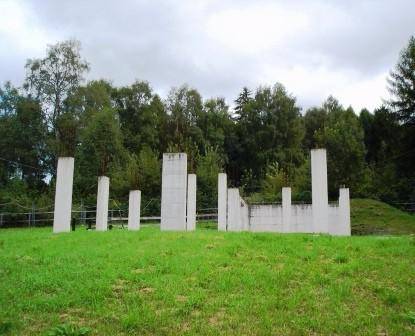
[0,200,218,229]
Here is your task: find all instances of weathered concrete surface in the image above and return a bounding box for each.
[53,157,74,233]
[161,153,187,231]
[186,174,197,231]
[311,148,329,233]
[217,173,227,231]
[337,188,351,236]
[282,187,291,233]
[227,188,241,231]
[96,176,109,231]
[128,190,141,231]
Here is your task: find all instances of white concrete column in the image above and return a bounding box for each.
[128,190,141,231]
[96,176,109,231]
[53,157,74,233]
[282,187,291,233]
[217,173,227,231]
[338,188,351,236]
[161,153,187,231]
[311,149,329,233]
[227,188,241,231]
[186,174,197,231]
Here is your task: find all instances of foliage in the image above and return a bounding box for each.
[24,39,89,127]
[388,35,415,125]
[80,107,124,176]
[47,324,91,336]
[2,37,415,211]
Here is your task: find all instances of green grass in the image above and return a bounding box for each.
[351,199,415,235]
[0,226,414,335]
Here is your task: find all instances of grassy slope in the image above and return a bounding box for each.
[351,199,415,235]
[0,227,414,335]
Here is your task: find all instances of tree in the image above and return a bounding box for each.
[234,83,304,190]
[24,39,89,128]
[388,35,415,125]
[80,107,124,177]
[315,98,367,197]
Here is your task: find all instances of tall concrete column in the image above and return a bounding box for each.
[282,187,291,233]
[128,190,141,231]
[217,173,227,231]
[311,149,328,233]
[53,157,74,233]
[96,176,109,231]
[338,188,351,236]
[227,188,241,231]
[161,153,187,231]
[186,174,197,231]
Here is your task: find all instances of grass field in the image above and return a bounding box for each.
[0,224,414,335]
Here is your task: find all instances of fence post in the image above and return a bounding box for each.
[32,202,36,227]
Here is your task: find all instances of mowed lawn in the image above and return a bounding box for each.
[0,227,414,335]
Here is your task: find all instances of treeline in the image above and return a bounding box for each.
[0,38,414,214]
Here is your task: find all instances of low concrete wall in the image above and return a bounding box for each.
[128,190,141,231]
[248,201,349,235]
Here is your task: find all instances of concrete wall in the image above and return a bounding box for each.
[53,157,74,233]
[311,149,329,233]
[160,153,187,231]
[96,176,109,231]
[217,173,227,231]
[128,190,141,231]
[227,188,249,231]
[186,174,196,231]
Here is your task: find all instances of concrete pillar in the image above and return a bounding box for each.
[128,190,141,231]
[53,157,74,233]
[338,188,351,236]
[186,174,197,231]
[227,188,241,231]
[282,187,291,233]
[96,176,109,231]
[161,153,187,231]
[217,173,227,231]
[311,149,328,233]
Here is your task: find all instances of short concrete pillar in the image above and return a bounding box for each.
[128,190,141,231]
[338,188,351,236]
[161,153,187,231]
[311,149,328,233]
[282,187,291,233]
[217,173,227,231]
[53,157,74,233]
[96,176,109,231]
[227,188,241,231]
[186,174,197,231]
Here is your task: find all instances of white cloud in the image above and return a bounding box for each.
[0,0,413,111]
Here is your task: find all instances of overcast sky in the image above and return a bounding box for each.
[1,0,414,112]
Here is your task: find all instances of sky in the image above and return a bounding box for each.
[0,0,414,112]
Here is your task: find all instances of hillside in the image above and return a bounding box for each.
[0,227,414,335]
[351,198,415,235]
